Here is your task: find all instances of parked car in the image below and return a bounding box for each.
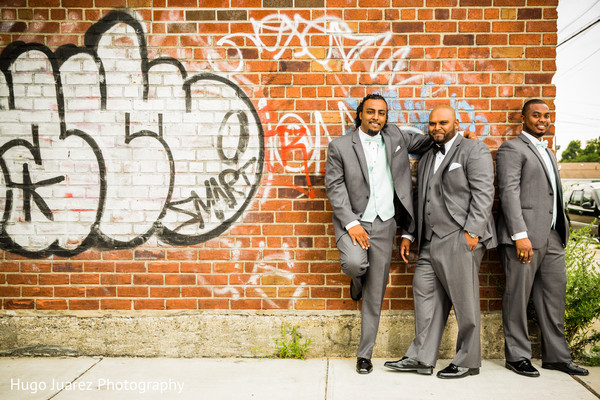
[565,182,600,236]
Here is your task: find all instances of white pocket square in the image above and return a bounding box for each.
[395,145,401,153]
[449,162,462,171]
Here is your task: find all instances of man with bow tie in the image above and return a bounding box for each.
[495,99,589,377]
[325,93,433,374]
[385,105,496,379]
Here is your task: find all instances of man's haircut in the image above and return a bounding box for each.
[354,93,388,128]
[522,99,548,115]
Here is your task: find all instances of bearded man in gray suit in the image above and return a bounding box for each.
[385,105,496,379]
[325,93,433,374]
[495,99,588,377]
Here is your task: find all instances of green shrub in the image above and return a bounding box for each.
[272,322,312,360]
[564,223,600,364]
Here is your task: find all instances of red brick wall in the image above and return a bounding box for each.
[0,0,557,312]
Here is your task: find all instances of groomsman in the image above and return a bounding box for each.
[385,105,496,379]
[495,99,588,377]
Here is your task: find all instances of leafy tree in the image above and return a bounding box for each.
[560,137,600,163]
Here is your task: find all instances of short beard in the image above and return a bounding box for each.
[366,129,380,136]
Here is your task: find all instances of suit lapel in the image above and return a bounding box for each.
[520,134,553,187]
[351,129,370,184]
[436,134,462,176]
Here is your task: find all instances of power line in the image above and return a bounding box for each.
[560,0,600,32]
[558,17,600,47]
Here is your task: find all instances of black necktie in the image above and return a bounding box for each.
[433,144,445,155]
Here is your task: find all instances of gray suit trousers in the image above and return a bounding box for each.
[499,229,571,363]
[405,231,484,368]
[337,216,397,359]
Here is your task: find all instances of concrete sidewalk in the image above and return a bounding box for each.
[0,357,598,400]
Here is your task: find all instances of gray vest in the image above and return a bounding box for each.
[423,166,462,241]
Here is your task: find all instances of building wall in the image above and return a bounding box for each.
[0,0,556,355]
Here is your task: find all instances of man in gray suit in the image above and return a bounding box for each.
[325,93,432,374]
[385,105,496,379]
[495,99,588,377]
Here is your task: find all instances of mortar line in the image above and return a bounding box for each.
[324,358,329,400]
[46,357,104,400]
[571,375,600,399]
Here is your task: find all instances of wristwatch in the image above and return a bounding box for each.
[466,231,479,239]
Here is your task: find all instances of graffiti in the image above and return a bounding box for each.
[212,14,410,86]
[0,10,264,257]
[260,101,335,199]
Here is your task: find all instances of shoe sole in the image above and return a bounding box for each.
[437,368,479,379]
[356,368,372,374]
[541,364,589,376]
[384,364,433,375]
[505,363,540,378]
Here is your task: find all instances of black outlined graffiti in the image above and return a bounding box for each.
[0,10,264,257]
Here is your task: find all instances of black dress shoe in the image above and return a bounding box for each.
[350,279,362,301]
[505,359,540,377]
[356,357,373,374]
[436,363,479,379]
[542,361,589,376]
[384,356,433,375]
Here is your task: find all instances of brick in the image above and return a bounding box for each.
[264,0,293,6]
[135,249,165,260]
[4,299,34,309]
[36,299,68,310]
[527,21,556,33]
[53,262,83,273]
[182,287,212,297]
[197,299,229,309]
[296,0,325,6]
[517,8,542,20]
[133,274,164,285]
[69,299,99,310]
[295,299,325,310]
[443,34,474,46]
[166,299,197,309]
[0,287,20,297]
[134,299,165,310]
[393,21,424,33]
[425,21,457,32]
[118,286,149,297]
[55,287,85,297]
[492,21,524,32]
[116,262,147,273]
[70,274,100,285]
[231,299,262,309]
[101,299,132,310]
[7,274,37,285]
[525,73,554,84]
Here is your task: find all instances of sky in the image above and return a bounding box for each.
[554,0,600,158]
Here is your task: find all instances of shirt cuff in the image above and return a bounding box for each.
[511,231,528,241]
[401,234,415,243]
[345,220,360,231]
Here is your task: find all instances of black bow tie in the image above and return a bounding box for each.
[433,144,445,155]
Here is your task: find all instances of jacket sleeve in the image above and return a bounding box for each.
[388,124,432,155]
[463,143,495,236]
[496,142,528,236]
[325,141,359,229]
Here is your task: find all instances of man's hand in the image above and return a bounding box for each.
[515,238,533,263]
[400,237,412,263]
[463,131,478,140]
[464,232,479,250]
[348,224,370,249]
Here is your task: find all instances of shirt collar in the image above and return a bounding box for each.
[522,130,543,145]
[437,132,459,155]
[359,127,382,142]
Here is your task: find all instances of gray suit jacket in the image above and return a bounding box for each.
[416,134,497,249]
[496,133,569,248]
[325,124,431,242]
